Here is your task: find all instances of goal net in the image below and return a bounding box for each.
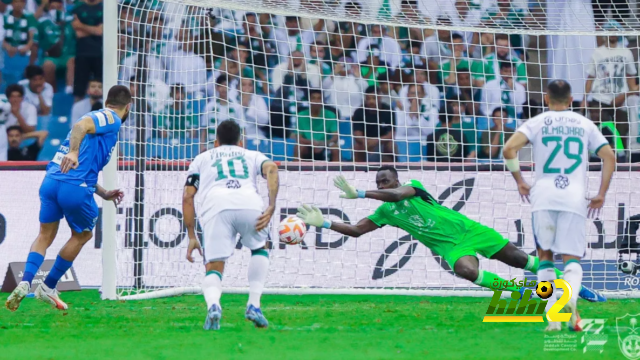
[106,0,640,300]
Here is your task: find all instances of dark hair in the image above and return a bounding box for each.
[5,84,24,98]
[25,65,44,79]
[105,85,132,108]
[171,84,185,96]
[216,74,228,86]
[308,88,322,98]
[495,33,509,42]
[89,78,102,84]
[377,165,398,177]
[547,79,572,103]
[6,125,22,134]
[91,101,103,111]
[365,85,379,95]
[492,107,508,117]
[499,60,514,70]
[216,120,242,145]
[451,33,464,42]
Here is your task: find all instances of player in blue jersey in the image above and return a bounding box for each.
[5,85,132,312]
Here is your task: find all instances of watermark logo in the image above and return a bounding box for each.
[617,313,640,360]
[482,279,572,323]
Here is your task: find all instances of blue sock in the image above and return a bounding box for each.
[22,252,44,285]
[43,255,73,289]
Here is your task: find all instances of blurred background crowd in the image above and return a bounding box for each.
[0,0,639,163]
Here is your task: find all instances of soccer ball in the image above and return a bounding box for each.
[619,261,638,275]
[536,281,553,299]
[278,216,307,245]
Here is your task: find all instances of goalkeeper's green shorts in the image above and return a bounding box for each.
[443,225,510,269]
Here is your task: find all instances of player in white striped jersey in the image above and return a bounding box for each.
[504,80,615,332]
[182,120,280,331]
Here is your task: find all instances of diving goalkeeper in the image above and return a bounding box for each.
[296,166,604,301]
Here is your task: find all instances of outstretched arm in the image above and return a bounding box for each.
[503,132,531,202]
[256,161,279,231]
[183,182,202,262]
[333,175,416,202]
[296,205,380,238]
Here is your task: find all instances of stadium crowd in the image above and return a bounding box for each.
[0,0,638,162]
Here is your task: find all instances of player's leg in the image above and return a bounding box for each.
[34,182,98,310]
[237,210,270,328]
[532,210,562,331]
[448,250,522,293]
[6,178,64,311]
[201,211,236,331]
[555,212,587,331]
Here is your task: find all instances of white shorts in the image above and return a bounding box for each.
[202,209,268,263]
[532,210,586,257]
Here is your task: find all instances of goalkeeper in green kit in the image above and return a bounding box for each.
[296,166,605,301]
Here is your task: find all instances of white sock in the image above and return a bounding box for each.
[538,267,557,315]
[202,271,222,309]
[247,253,270,308]
[563,261,583,306]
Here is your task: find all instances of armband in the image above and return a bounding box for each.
[505,158,520,173]
[185,174,200,189]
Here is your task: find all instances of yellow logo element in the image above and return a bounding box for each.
[536,281,553,299]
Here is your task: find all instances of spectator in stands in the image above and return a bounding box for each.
[359,47,387,88]
[293,88,338,161]
[445,68,481,116]
[309,42,333,79]
[426,99,477,162]
[399,66,441,111]
[422,26,452,70]
[480,61,526,118]
[39,0,75,94]
[395,83,438,141]
[376,72,401,110]
[201,75,243,150]
[237,12,278,70]
[352,86,395,163]
[19,65,53,116]
[439,33,491,88]
[325,59,368,120]
[120,39,166,86]
[271,50,321,95]
[482,0,532,55]
[583,22,638,150]
[166,27,207,95]
[71,78,101,124]
[71,0,103,102]
[5,83,36,132]
[484,34,527,88]
[6,125,47,161]
[240,77,269,139]
[478,107,515,160]
[231,44,268,95]
[275,16,315,58]
[444,0,483,47]
[2,0,37,88]
[355,25,402,70]
[157,84,198,139]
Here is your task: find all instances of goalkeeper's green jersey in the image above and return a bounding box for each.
[367,179,481,257]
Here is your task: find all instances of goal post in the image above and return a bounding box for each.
[101,0,640,300]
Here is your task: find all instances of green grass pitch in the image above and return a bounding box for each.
[0,290,636,359]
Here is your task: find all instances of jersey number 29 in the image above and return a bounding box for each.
[212,156,249,180]
[541,136,583,174]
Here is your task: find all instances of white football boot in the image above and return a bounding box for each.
[5,281,30,311]
[35,283,68,310]
[563,301,583,332]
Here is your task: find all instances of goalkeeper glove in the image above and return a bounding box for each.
[334,175,365,199]
[296,204,332,229]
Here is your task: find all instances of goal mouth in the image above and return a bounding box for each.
[97,0,640,300]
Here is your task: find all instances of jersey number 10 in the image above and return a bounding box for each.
[212,156,249,180]
[541,136,584,174]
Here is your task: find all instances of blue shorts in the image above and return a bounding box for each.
[39,177,99,233]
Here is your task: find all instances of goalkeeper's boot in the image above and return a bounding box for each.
[578,285,607,302]
[245,304,269,328]
[203,304,222,331]
[5,281,30,312]
[564,301,583,332]
[34,283,68,310]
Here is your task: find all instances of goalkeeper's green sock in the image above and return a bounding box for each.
[474,270,521,292]
[524,255,564,279]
